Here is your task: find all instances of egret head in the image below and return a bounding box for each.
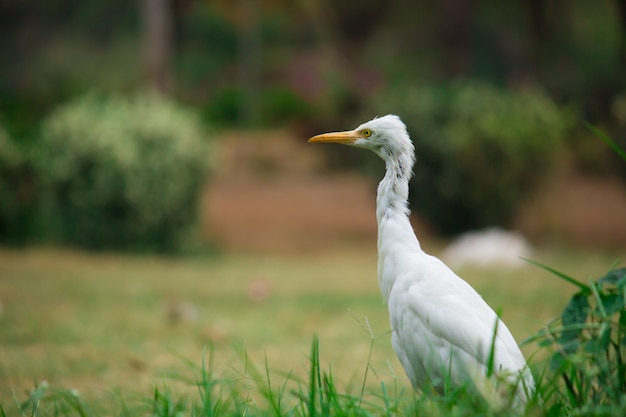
[308,115,414,163]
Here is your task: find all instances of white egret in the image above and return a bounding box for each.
[309,115,534,405]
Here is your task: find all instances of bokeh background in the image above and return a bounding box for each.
[1,0,626,251]
[1,0,626,410]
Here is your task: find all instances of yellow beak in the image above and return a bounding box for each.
[308,130,360,144]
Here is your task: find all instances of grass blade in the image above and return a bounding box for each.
[586,122,626,162]
[486,310,500,378]
[522,258,590,293]
[308,335,320,417]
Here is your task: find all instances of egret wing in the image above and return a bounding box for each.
[390,255,528,385]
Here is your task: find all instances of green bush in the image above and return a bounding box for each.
[372,80,572,234]
[37,93,210,253]
[202,87,312,128]
[260,87,312,126]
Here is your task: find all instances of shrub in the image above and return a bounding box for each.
[260,87,312,126]
[371,80,572,234]
[37,93,210,253]
[202,87,312,127]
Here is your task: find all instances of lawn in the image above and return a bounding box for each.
[0,244,622,413]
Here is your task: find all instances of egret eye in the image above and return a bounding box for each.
[362,129,372,138]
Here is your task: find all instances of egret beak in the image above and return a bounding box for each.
[308,130,360,144]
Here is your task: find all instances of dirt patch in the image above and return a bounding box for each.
[516,173,626,247]
[203,176,378,252]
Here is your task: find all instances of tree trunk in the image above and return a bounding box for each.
[239,0,261,128]
[140,0,174,94]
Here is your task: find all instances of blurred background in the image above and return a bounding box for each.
[0,0,625,252]
[1,0,626,408]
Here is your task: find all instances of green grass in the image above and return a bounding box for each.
[0,245,623,415]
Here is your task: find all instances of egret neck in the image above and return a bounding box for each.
[375,146,423,302]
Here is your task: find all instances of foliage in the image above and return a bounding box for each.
[36,93,210,253]
[525,261,626,416]
[372,80,572,234]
